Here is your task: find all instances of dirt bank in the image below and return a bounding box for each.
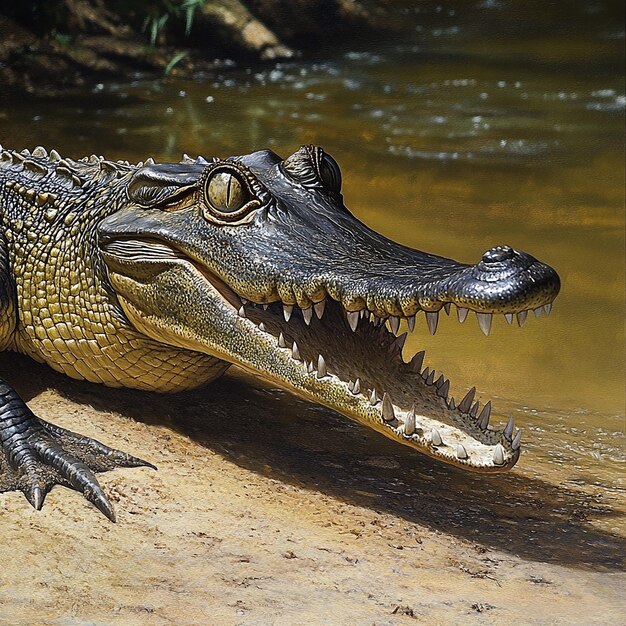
[0,0,387,93]
[0,352,623,625]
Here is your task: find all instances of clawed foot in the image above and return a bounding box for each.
[0,382,154,521]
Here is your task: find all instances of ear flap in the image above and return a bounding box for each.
[128,163,207,207]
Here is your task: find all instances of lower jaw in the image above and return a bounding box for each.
[233,298,520,471]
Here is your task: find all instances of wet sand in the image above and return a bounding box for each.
[0,353,623,625]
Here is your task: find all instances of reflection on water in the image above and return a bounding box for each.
[1,1,623,527]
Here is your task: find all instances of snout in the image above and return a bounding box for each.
[440,246,561,313]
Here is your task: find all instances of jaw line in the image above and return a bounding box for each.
[102,239,522,472]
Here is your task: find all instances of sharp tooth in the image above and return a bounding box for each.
[302,307,313,325]
[431,429,443,446]
[457,307,469,323]
[316,354,327,379]
[504,416,514,441]
[517,310,528,326]
[434,374,444,388]
[381,393,395,422]
[493,443,505,465]
[259,322,266,332]
[426,369,435,385]
[359,309,366,318]
[388,316,400,335]
[407,315,416,332]
[394,332,407,352]
[404,405,416,436]
[283,304,293,322]
[348,380,354,392]
[238,306,246,318]
[426,311,439,335]
[314,300,326,319]
[352,378,361,395]
[438,379,450,398]
[409,351,425,373]
[456,444,468,460]
[263,304,269,310]
[347,311,359,332]
[458,387,476,413]
[292,342,301,361]
[504,313,514,325]
[307,361,314,373]
[478,401,491,429]
[544,303,552,316]
[512,429,522,450]
[421,367,430,381]
[476,312,492,336]
[470,402,479,418]
[278,333,287,348]
[369,389,379,405]
[448,397,456,410]
[534,307,542,318]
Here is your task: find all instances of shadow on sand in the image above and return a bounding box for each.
[2,352,624,572]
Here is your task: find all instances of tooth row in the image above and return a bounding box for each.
[458,303,553,336]
[238,296,552,338]
[411,354,522,462]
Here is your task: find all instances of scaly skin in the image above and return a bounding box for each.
[0,144,560,520]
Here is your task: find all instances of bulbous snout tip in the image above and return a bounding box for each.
[440,246,561,314]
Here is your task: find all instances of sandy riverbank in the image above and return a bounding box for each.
[0,353,623,625]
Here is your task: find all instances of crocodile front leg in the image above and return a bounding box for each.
[0,378,154,521]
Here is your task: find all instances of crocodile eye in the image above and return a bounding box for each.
[207,170,248,213]
[202,167,260,223]
[319,152,342,193]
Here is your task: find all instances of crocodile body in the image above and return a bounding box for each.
[0,145,560,520]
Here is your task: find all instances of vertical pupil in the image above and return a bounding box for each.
[226,175,233,209]
[207,170,247,213]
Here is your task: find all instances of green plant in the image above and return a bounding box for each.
[143,11,169,46]
[181,0,205,36]
[164,50,188,75]
[142,0,205,46]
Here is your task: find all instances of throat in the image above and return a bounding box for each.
[15,314,229,393]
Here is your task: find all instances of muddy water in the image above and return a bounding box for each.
[1,0,624,544]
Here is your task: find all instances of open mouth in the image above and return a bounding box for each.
[230,293,526,471]
[99,236,552,472]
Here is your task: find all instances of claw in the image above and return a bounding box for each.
[90,488,117,523]
[1,382,154,521]
[25,484,45,511]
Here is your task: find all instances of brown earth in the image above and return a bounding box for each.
[0,352,624,625]
[0,0,386,94]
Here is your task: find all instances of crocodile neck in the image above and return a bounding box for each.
[0,150,229,392]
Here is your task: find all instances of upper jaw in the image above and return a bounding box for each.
[224,244,560,334]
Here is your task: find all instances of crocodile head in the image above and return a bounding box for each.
[98,146,560,472]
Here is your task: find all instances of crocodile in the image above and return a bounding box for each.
[0,144,560,521]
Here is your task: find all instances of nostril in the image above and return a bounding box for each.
[482,245,515,263]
